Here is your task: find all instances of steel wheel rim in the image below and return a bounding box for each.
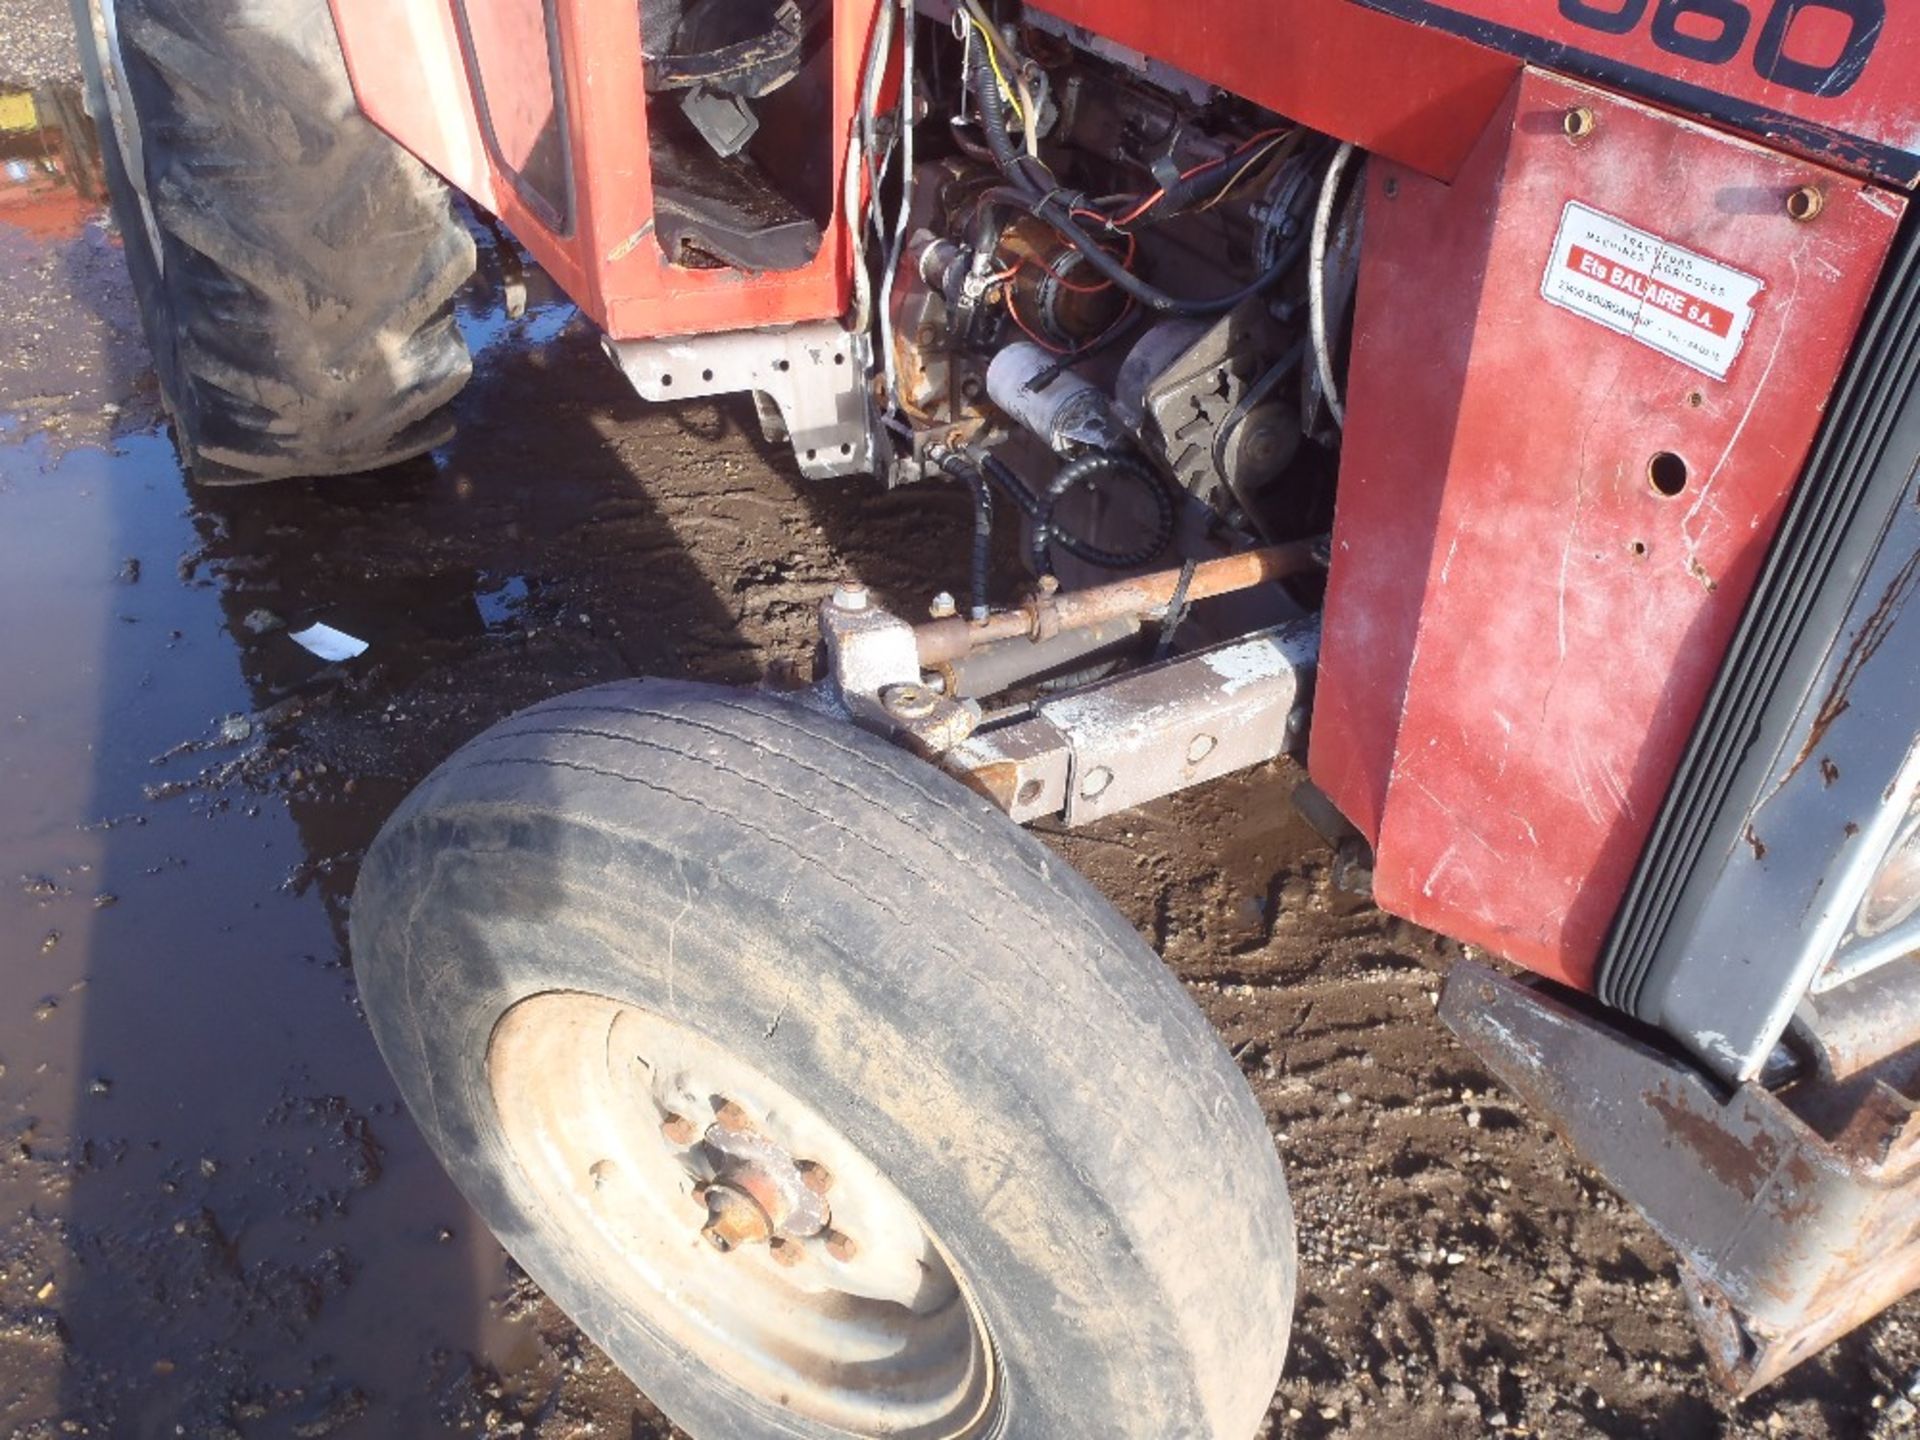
[486,990,999,1438]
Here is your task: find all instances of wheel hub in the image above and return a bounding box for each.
[487,990,998,1438]
[688,1104,833,1248]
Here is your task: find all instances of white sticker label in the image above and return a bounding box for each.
[1540,202,1763,381]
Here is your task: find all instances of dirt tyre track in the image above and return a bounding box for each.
[72,0,473,483]
[350,679,1297,1439]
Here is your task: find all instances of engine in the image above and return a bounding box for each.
[875,8,1361,612]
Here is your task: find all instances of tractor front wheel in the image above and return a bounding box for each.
[350,680,1296,1439]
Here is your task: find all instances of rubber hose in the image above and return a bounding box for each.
[935,449,995,620]
[980,452,1045,519]
[976,183,1314,321]
[970,56,1032,185]
[1031,450,1175,574]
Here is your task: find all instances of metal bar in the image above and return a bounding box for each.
[913,540,1321,665]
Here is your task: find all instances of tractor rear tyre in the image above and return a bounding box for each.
[350,680,1296,1439]
[72,0,475,483]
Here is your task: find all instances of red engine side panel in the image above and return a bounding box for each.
[1033,0,1520,182]
[1357,0,1920,186]
[1309,68,1903,990]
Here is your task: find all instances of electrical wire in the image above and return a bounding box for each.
[1309,140,1356,429]
[969,71,1319,319]
[1196,130,1294,213]
[878,0,916,416]
[1108,128,1287,228]
[961,5,1023,131]
[843,0,897,336]
[1030,450,1176,574]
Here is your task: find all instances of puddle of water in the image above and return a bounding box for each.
[0,73,812,1439]
[0,94,559,1437]
[0,428,513,1437]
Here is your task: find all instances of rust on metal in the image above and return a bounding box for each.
[1643,1088,1780,1196]
[1442,960,1920,1397]
[1784,546,1919,787]
[944,622,1317,826]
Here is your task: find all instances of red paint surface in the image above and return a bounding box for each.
[1033,0,1519,183]
[1360,0,1920,183]
[330,0,884,340]
[1310,69,1903,989]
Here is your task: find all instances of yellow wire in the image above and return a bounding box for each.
[967,14,1025,128]
[1197,132,1293,213]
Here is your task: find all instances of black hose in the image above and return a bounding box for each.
[981,452,1044,518]
[1031,450,1175,574]
[969,57,1035,185]
[968,58,1322,317]
[934,448,995,620]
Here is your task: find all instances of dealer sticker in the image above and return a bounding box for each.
[1540,202,1763,381]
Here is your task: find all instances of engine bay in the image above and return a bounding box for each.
[873,5,1357,613]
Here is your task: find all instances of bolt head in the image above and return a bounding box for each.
[832,581,869,612]
[928,591,957,620]
[1035,575,1060,598]
[703,1183,774,1252]
[880,683,939,720]
[825,1229,859,1262]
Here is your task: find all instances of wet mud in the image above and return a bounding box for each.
[0,60,1917,1440]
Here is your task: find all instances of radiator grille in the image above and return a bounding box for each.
[1599,218,1920,1016]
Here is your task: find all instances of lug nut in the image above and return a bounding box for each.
[769,1237,802,1267]
[825,1229,859,1262]
[798,1160,834,1196]
[713,1099,754,1133]
[661,1113,696,1145]
[832,581,869,612]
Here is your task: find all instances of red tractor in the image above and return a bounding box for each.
[71,0,1920,1433]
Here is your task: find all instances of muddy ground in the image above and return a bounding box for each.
[1,32,1918,1440]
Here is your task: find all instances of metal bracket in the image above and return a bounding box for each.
[814,584,980,754]
[945,620,1319,825]
[1443,959,1920,1396]
[607,320,876,480]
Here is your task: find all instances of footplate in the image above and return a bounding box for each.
[1441,960,1920,1395]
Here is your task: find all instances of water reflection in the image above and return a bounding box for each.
[0,83,103,241]
[0,97,669,1437]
